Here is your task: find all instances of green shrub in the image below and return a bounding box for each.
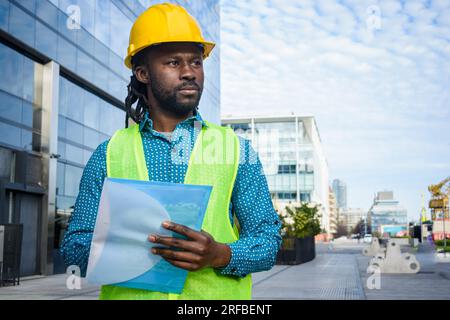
[279,203,322,239]
[434,240,450,246]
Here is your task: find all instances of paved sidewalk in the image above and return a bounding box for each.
[0,275,100,300]
[252,253,366,300]
[1,240,449,300]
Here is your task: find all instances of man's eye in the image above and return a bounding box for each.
[169,61,179,66]
[193,60,202,66]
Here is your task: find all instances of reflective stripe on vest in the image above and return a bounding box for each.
[99,120,252,300]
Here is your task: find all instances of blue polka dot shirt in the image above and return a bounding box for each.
[60,110,282,279]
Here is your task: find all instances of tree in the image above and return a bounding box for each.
[352,219,364,235]
[334,220,348,238]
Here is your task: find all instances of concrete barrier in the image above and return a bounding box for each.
[367,239,420,274]
[362,238,386,256]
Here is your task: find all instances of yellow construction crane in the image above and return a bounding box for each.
[428,176,450,219]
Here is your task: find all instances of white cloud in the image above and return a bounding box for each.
[221,0,450,220]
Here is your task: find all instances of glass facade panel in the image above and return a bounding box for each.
[57,76,125,207]
[76,48,94,80]
[56,161,65,195]
[77,0,95,34]
[77,28,94,56]
[0,0,9,31]
[21,101,33,127]
[36,0,58,27]
[22,58,35,103]
[94,0,110,47]
[83,93,99,129]
[57,35,77,72]
[57,5,76,44]
[21,129,33,150]
[35,20,58,60]
[64,164,82,197]
[0,42,40,152]
[83,127,99,150]
[109,3,132,57]
[9,3,36,48]
[0,91,22,122]
[0,121,21,147]
[57,140,65,158]
[0,42,24,98]
[65,119,83,145]
[65,143,83,164]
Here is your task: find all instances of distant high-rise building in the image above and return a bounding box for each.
[332,179,347,209]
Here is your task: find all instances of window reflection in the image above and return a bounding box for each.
[65,143,83,164]
[21,101,33,128]
[64,164,83,197]
[21,129,33,150]
[57,36,77,72]
[0,121,21,147]
[9,3,35,48]
[65,119,83,145]
[36,0,58,27]
[0,0,9,31]
[0,42,24,98]
[0,91,22,122]
[56,162,65,195]
[76,49,94,81]
[36,21,58,60]
[94,0,110,47]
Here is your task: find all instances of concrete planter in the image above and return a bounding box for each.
[276,236,316,265]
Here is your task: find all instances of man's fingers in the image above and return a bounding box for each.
[164,258,200,272]
[152,247,201,264]
[161,221,203,241]
[148,235,205,254]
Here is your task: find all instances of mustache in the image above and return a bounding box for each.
[176,82,201,91]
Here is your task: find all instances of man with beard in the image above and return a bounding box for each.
[61,3,281,300]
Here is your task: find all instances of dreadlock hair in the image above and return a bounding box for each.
[124,47,153,128]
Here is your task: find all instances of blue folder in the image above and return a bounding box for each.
[86,178,212,294]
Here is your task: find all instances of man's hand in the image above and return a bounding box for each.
[148,221,231,272]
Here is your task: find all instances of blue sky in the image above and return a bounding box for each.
[220,0,450,221]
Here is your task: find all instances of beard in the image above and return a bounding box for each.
[150,74,203,116]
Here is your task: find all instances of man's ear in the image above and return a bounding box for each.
[133,65,150,85]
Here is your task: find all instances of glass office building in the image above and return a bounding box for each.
[0,0,220,276]
[222,115,331,234]
[369,191,408,236]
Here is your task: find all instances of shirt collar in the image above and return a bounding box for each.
[139,108,208,133]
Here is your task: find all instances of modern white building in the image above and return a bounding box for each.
[369,191,408,236]
[222,115,331,234]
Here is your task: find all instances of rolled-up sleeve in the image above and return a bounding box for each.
[59,141,108,277]
[218,137,282,278]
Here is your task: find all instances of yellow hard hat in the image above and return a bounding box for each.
[124,3,215,69]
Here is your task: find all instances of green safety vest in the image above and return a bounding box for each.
[99,120,252,300]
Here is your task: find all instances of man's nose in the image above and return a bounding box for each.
[179,63,196,81]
